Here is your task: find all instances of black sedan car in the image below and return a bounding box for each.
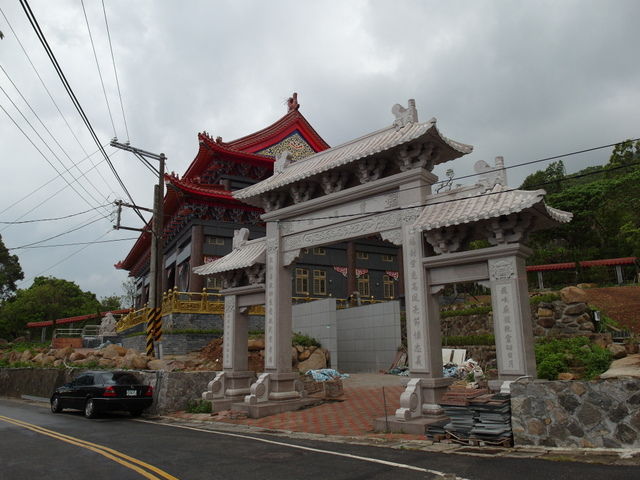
[51,371,154,419]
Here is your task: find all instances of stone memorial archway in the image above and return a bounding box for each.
[196,100,571,422]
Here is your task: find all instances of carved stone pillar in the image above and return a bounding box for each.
[488,247,537,389]
[202,293,253,411]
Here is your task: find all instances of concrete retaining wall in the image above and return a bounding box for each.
[511,378,640,448]
[0,368,215,415]
[122,334,221,356]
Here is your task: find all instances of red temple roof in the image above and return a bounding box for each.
[117,96,330,274]
[27,309,132,329]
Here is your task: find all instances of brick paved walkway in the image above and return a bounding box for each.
[172,374,425,441]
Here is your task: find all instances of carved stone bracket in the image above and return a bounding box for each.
[262,191,288,212]
[245,264,266,284]
[482,212,534,245]
[320,170,350,195]
[219,270,246,289]
[245,372,271,404]
[395,142,439,172]
[425,225,469,254]
[380,228,403,246]
[355,157,387,184]
[202,371,227,400]
[283,249,302,266]
[290,181,316,203]
[395,378,424,421]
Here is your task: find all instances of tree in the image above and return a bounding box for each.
[100,295,122,311]
[520,160,566,194]
[0,276,101,339]
[0,234,24,303]
[121,279,136,309]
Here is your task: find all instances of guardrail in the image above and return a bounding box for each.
[116,289,387,332]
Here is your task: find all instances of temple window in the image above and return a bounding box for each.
[313,270,327,295]
[383,275,395,299]
[206,236,225,245]
[295,268,309,295]
[358,274,370,297]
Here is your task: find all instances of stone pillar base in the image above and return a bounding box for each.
[374,415,447,435]
[395,376,453,422]
[231,397,322,419]
[202,370,255,412]
[236,372,318,418]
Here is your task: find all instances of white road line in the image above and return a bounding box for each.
[139,420,469,480]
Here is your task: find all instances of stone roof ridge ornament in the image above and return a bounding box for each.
[232,228,250,250]
[273,150,293,174]
[475,156,508,192]
[287,92,300,112]
[391,99,419,130]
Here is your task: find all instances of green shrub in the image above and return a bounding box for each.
[443,334,495,346]
[535,336,612,380]
[186,398,212,414]
[292,332,320,348]
[530,292,561,305]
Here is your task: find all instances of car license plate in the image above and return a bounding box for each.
[126,390,137,396]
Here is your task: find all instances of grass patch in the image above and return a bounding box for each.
[535,336,612,380]
[530,292,561,304]
[186,398,213,414]
[443,334,495,346]
[292,332,320,348]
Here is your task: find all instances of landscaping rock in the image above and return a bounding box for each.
[54,346,74,360]
[247,338,265,351]
[560,286,588,304]
[69,352,86,362]
[101,344,128,359]
[296,350,326,372]
[600,354,640,379]
[609,344,628,359]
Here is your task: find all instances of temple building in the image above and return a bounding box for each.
[117,94,401,307]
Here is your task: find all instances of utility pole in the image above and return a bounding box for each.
[111,139,166,359]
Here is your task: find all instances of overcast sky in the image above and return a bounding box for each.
[1,0,639,301]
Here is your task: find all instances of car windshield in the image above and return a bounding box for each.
[100,372,141,385]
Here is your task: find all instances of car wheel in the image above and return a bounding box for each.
[130,407,144,418]
[84,397,99,419]
[51,395,63,413]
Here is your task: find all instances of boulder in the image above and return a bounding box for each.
[13,336,26,344]
[608,344,628,359]
[101,344,128,359]
[560,286,587,304]
[248,338,265,351]
[54,346,74,360]
[8,350,22,363]
[69,352,86,362]
[98,358,114,368]
[20,350,34,362]
[292,347,299,366]
[564,303,590,316]
[0,338,9,345]
[296,350,327,372]
[537,316,556,329]
[298,349,311,361]
[131,355,150,370]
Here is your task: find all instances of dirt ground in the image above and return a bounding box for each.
[584,285,640,333]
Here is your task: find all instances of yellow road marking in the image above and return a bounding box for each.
[0,415,179,480]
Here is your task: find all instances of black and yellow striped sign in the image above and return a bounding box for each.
[146,308,161,357]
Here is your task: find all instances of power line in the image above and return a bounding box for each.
[80,0,117,137]
[19,0,146,223]
[102,0,130,142]
[0,6,115,194]
[9,215,106,250]
[14,236,138,249]
[17,229,112,288]
[0,206,108,224]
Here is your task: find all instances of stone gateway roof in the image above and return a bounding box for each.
[413,184,573,233]
[234,117,473,207]
[193,237,266,276]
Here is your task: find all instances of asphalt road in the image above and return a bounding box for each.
[1,398,638,480]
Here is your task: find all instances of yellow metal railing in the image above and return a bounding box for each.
[116,290,388,332]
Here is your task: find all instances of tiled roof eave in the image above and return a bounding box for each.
[234,120,472,202]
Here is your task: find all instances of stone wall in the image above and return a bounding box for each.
[162,312,265,332]
[510,379,640,448]
[441,313,493,337]
[122,334,221,356]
